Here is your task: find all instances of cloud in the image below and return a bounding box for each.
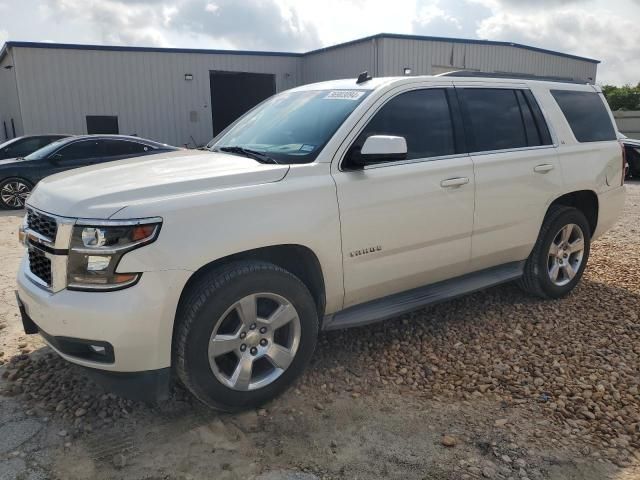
[42,0,320,51]
[169,0,320,51]
[43,0,170,46]
[476,7,640,84]
[412,0,492,38]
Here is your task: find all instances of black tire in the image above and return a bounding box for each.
[0,177,33,210]
[175,260,319,411]
[519,206,591,299]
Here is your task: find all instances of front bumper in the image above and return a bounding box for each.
[16,257,192,373]
[16,295,170,402]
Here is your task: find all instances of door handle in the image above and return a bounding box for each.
[534,164,555,174]
[440,177,470,188]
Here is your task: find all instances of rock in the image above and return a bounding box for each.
[494,418,508,427]
[501,455,512,464]
[442,435,457,447]
[75,408,87,417]
[57,430,68,437]
[112,453,127,469]
[314,403,324,411]
[482,466,496,478]
[17,342,27,349]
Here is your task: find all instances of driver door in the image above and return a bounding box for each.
[333,86,476,308]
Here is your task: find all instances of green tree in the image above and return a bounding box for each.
[601,84,640,111]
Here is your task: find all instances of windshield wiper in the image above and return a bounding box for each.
[217,146,279,164]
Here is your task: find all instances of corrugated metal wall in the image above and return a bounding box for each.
[379,38,598,81]
[0,49,24,141]
[13,47,300,147]
[302,40,377,84]
[5,38,598,147]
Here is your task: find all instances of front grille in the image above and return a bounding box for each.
[26,209,58,241]
[28,248,52,286]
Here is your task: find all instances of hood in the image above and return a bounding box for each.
[0,157,24,167]
[27,150,290,218]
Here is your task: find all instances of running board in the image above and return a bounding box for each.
[322,261,525,330]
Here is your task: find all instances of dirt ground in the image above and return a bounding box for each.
[0,184,639,480]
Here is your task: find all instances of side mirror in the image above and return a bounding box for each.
[50,153,63,162]
[347,135,407,168]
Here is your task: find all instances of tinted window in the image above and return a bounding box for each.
[103,140,150,157]
[463,89,528,152]
[551,90,616,142]
[353,89,456,161]
[56,140,104,161]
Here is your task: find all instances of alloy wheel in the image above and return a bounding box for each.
[0,181,30,208]
[547,223,585,287]
[208,292,301,391]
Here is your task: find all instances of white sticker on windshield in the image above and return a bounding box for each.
[324,90,365,100]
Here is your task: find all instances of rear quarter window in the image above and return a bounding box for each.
[551,90,616,143]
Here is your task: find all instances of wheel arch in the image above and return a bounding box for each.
[173,244,327,331]
[547,190,599,235]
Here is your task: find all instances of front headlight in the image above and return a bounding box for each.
[67,218,162,291]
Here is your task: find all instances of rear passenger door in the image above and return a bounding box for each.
[455,84,564,271]
[334,86,475,308]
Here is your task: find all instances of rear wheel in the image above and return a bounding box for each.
[519,206,591,299]
[175,261,319,411]
[0,178,32,209]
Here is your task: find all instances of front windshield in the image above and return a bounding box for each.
[24,139,68,160]
[210,89,371,164]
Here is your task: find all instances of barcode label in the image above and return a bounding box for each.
[324,90,365,100]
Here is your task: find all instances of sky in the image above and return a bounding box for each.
[0,0,638,85]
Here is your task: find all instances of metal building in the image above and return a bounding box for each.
[0,33,599,148]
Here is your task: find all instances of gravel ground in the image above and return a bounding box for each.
[0,184,639,479]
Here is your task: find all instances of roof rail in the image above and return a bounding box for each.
[439,70,590,84]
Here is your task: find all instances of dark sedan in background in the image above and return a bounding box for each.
[0,135,179,209]
[622,137,640,180]
[0,135,70,160]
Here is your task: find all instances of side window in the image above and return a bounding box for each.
[352,89,456,161]
[461,88,528,152]
[551,90,616,143]
[103,140,150,157]
[56,140,104,161]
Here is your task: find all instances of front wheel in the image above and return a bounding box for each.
[519,206,591,299]
[175,261,319,411]
[0,178,32,210]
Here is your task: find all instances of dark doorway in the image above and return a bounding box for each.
[210,71,276,137]
[86,115,119,134]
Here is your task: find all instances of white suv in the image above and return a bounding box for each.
[16,74,625,410]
